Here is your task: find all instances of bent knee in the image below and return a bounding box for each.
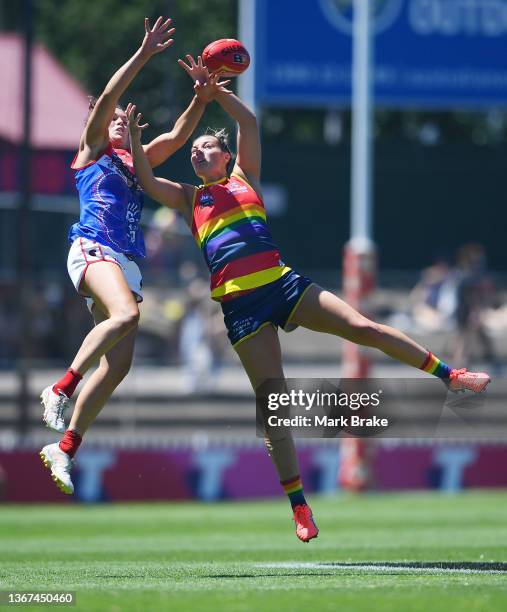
[112,308,140,334]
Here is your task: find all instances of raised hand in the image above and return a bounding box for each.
[178,55,210,86]
[140,17,175,57]
[126,103,149,141]
[193,72,232,103]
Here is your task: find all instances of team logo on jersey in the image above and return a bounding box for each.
[319,0,403,35]
[110,151,141,192]
[200,192,215,207]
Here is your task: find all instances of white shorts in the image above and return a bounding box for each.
[67,237,143,311]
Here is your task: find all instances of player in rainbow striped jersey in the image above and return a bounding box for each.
[39,21,227,494]
[126,58,490,542]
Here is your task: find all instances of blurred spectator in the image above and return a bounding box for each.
[402,245,502,368]
[136,284,183,364]
[452,243,498,366]
[144,208,204,285]
[179,278,228,394]
[0,280,95,367]
[409,254,458,334]
[0,285,20,367]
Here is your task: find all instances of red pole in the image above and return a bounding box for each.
[339,238,376,491]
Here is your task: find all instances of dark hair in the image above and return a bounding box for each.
[195,127,235,174]
[85,96,125,123]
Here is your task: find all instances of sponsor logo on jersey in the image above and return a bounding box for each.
[227,182,249,195]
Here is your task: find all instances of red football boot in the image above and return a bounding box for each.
[448,368,491,393]
[293,504,319,543]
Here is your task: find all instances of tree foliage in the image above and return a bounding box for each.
[4,0,238,138]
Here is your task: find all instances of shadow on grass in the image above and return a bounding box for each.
[201,573,337,579]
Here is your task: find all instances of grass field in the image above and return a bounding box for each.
[1,492,507,611]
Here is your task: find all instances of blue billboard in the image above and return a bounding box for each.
[254,0,507,107]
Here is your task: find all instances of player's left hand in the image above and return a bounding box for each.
[140,16,175,57]
[126,103,149,140]
[193,72,232,103]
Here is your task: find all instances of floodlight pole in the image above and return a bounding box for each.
[343,0,376,378]
[16,0,34,440]
[350,0,374,245]
[340,0,376,491]
[238,0,257,114]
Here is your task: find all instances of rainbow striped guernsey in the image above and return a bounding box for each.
[191,173,291,300]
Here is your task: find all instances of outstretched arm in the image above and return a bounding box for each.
[127,104,190,211]
[81,17,175,158]
[214,91,260,182]
[144,57,232,168]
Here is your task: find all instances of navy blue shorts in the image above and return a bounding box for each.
[221,269,314,347]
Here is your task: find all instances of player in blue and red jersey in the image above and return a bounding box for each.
[39,22,225,494]
[128,59,490,543]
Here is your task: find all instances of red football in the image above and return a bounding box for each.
[202,39,250,77]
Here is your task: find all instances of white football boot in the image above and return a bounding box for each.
[40,443,74,494]
[41,385,69,433]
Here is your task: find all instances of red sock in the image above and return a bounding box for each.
[53,368,82,398]
[59,429,82,458]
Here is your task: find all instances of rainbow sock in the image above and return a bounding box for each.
[420,351,452,379]
[281,475,307,509]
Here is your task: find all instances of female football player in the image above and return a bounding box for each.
[126,57,490,542]
[39,23,225,495]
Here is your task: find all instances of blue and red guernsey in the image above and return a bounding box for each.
[69,144,145,257]
[191,173,291,300]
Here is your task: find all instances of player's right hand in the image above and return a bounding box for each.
[140,17,175,57]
